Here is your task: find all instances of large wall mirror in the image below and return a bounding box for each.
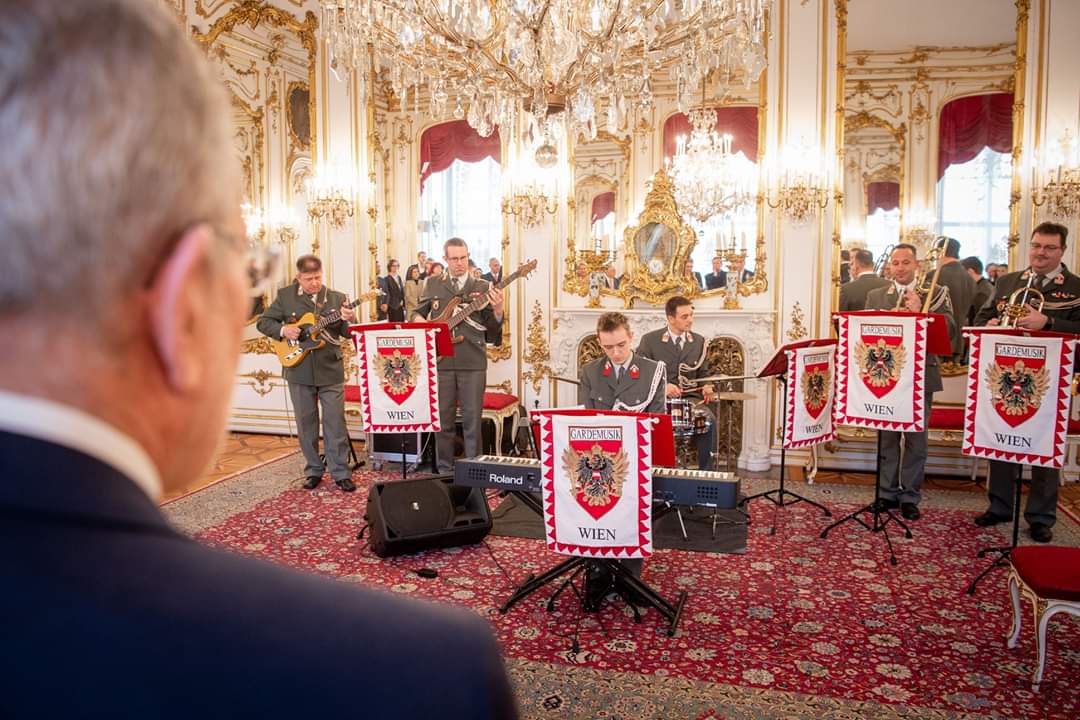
[836,0,1023,306]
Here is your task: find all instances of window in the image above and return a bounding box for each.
[418,156,502,265]
[865,207,901,264]
[937,147,1011,266]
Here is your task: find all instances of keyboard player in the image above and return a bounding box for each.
[578,312,666,414]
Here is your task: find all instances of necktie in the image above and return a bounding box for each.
[1035,274,1047,287]
[452,277,461,293]
[616,366,624,383]
[676,336,684,351]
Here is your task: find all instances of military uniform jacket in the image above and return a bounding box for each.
[974,265,1080,335]
[414,273,502,371]
[937,261,975,355]
[636,327,710,399]
[257,283,350,387]
[838,273,891,312]
[970,276,994,325]
[863,283,957,394]
[578,352,666,413]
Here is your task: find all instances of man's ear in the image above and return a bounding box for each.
[147,225,214,392]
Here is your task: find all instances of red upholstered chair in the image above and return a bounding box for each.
[1006,545,1080,691]
[482,391,519,455]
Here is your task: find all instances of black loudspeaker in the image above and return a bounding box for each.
[365,476,492,557]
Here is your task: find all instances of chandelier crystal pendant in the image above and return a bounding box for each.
[319,0,771,142]
[669,106,756,222]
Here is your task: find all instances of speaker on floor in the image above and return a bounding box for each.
[364,475,492,557]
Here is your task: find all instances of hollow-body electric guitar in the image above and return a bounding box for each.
[430,259,538,342]
[272,289,380,368]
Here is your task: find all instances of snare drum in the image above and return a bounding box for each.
[692,409,713,435]
[667,398,693,431]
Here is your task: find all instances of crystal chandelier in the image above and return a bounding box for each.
[306,166,357,229]
[669,106,756,222]
[319,0,770,143]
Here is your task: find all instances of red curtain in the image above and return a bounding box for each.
[663,106,759,163]
[419,120,501,192]
[591,192,615,224]
[866,181,900,214]
[937,93,1013,180]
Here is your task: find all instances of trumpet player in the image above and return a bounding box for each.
[973,222,1080,543]
[863,244,958,521]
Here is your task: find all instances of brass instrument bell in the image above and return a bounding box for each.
[1000,271,1045,328]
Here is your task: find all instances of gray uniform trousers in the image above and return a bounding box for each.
[878,385,932,505]
[288,381,352,482]
[986,461,1059,528]
[436,369,486,473]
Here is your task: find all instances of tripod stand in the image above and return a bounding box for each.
[820,430,911,565]
[740,372,832,534]
[967,464,1023,595]
[499,554,687,636]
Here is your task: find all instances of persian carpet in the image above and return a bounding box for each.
[165,455,1080,720]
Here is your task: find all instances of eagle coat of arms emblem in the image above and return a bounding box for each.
[854,324,907,399]
[561,431,630,521]
[985,343,1051,428]
[373,338,421,405]
[800,356,832,420]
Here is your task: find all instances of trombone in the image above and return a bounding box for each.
[999,270,1045,328]
[874,243,895,278]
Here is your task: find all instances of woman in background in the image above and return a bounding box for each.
[404,264,424,318]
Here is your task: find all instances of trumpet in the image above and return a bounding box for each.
[875,244,895,278]
[999,270,1045,328]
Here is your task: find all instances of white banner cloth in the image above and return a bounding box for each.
[537,411,653,559]
[962,330,1076,469]
[784,345,837,448]
[836,313,928,432]
[353,326,440,433]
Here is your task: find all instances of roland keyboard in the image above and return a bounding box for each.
[454,456,740,509]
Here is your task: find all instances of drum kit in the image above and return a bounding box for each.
[670,374,758,471]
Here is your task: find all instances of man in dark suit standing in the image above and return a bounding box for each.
[482,257,503,285]
[962,256,994,325]
[972,222,1080,543]
[637,297,717,469]
[258,255,357,491]
[838,248,890,312]
[0,2,518,718]
[406,250,428,281]
[705,256,726,290]
[935,238,975,360]
[414,238,504,471]
[864,244,957,521]
[381,258,405,321]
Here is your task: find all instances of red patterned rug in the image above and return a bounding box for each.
[165,456,1080,720]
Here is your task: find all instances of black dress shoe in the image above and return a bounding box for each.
[974,511,1008,527]
[900,502,921,521]
[873,498,899,512]
[1029,523,1053,543]
[335,477,357,492]
[302,475,322,490]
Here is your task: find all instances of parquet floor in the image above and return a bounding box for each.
[163,433,1080,518]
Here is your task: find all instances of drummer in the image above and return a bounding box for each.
[637,296,717,470]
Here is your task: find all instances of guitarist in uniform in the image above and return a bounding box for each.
[257,254,357,492]
[413,238,504,472]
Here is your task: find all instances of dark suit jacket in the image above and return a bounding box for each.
[481,270,503,286]
[578,352,666,413]
[636,327,711,398]
[384,273,405,321]
[838,273,891,312]
[864,283,957,394]
[704,271,725,290]
[936,261,975,355]
[414,274,502,371]
[969,277,994,325]
[256,283,350,387]
[0,432,518,719]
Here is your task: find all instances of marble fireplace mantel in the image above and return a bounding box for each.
[549,307,777,471]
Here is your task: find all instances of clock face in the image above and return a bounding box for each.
[648,257,665,274]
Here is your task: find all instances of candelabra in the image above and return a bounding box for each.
[502,185,558,228]
[766,142,830,224]
[1033,129,1080,219]
[305,169,356,229]
[716,231,748,309]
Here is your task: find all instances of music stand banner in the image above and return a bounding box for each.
[537,411,653,559]
[353,326,440,433]
[962,329,1076,469]
[836,312,928,431]
[785,344,837,448]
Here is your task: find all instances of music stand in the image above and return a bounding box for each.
[349,321,452,480]
[967,464,1024,594]
[501,409,687,636]
[740,340,834,533]
[820,311,952,565]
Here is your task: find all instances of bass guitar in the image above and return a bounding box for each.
[430,259,538,342]
[272,289,381,368]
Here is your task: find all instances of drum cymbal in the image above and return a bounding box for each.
[713,391,758,401]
